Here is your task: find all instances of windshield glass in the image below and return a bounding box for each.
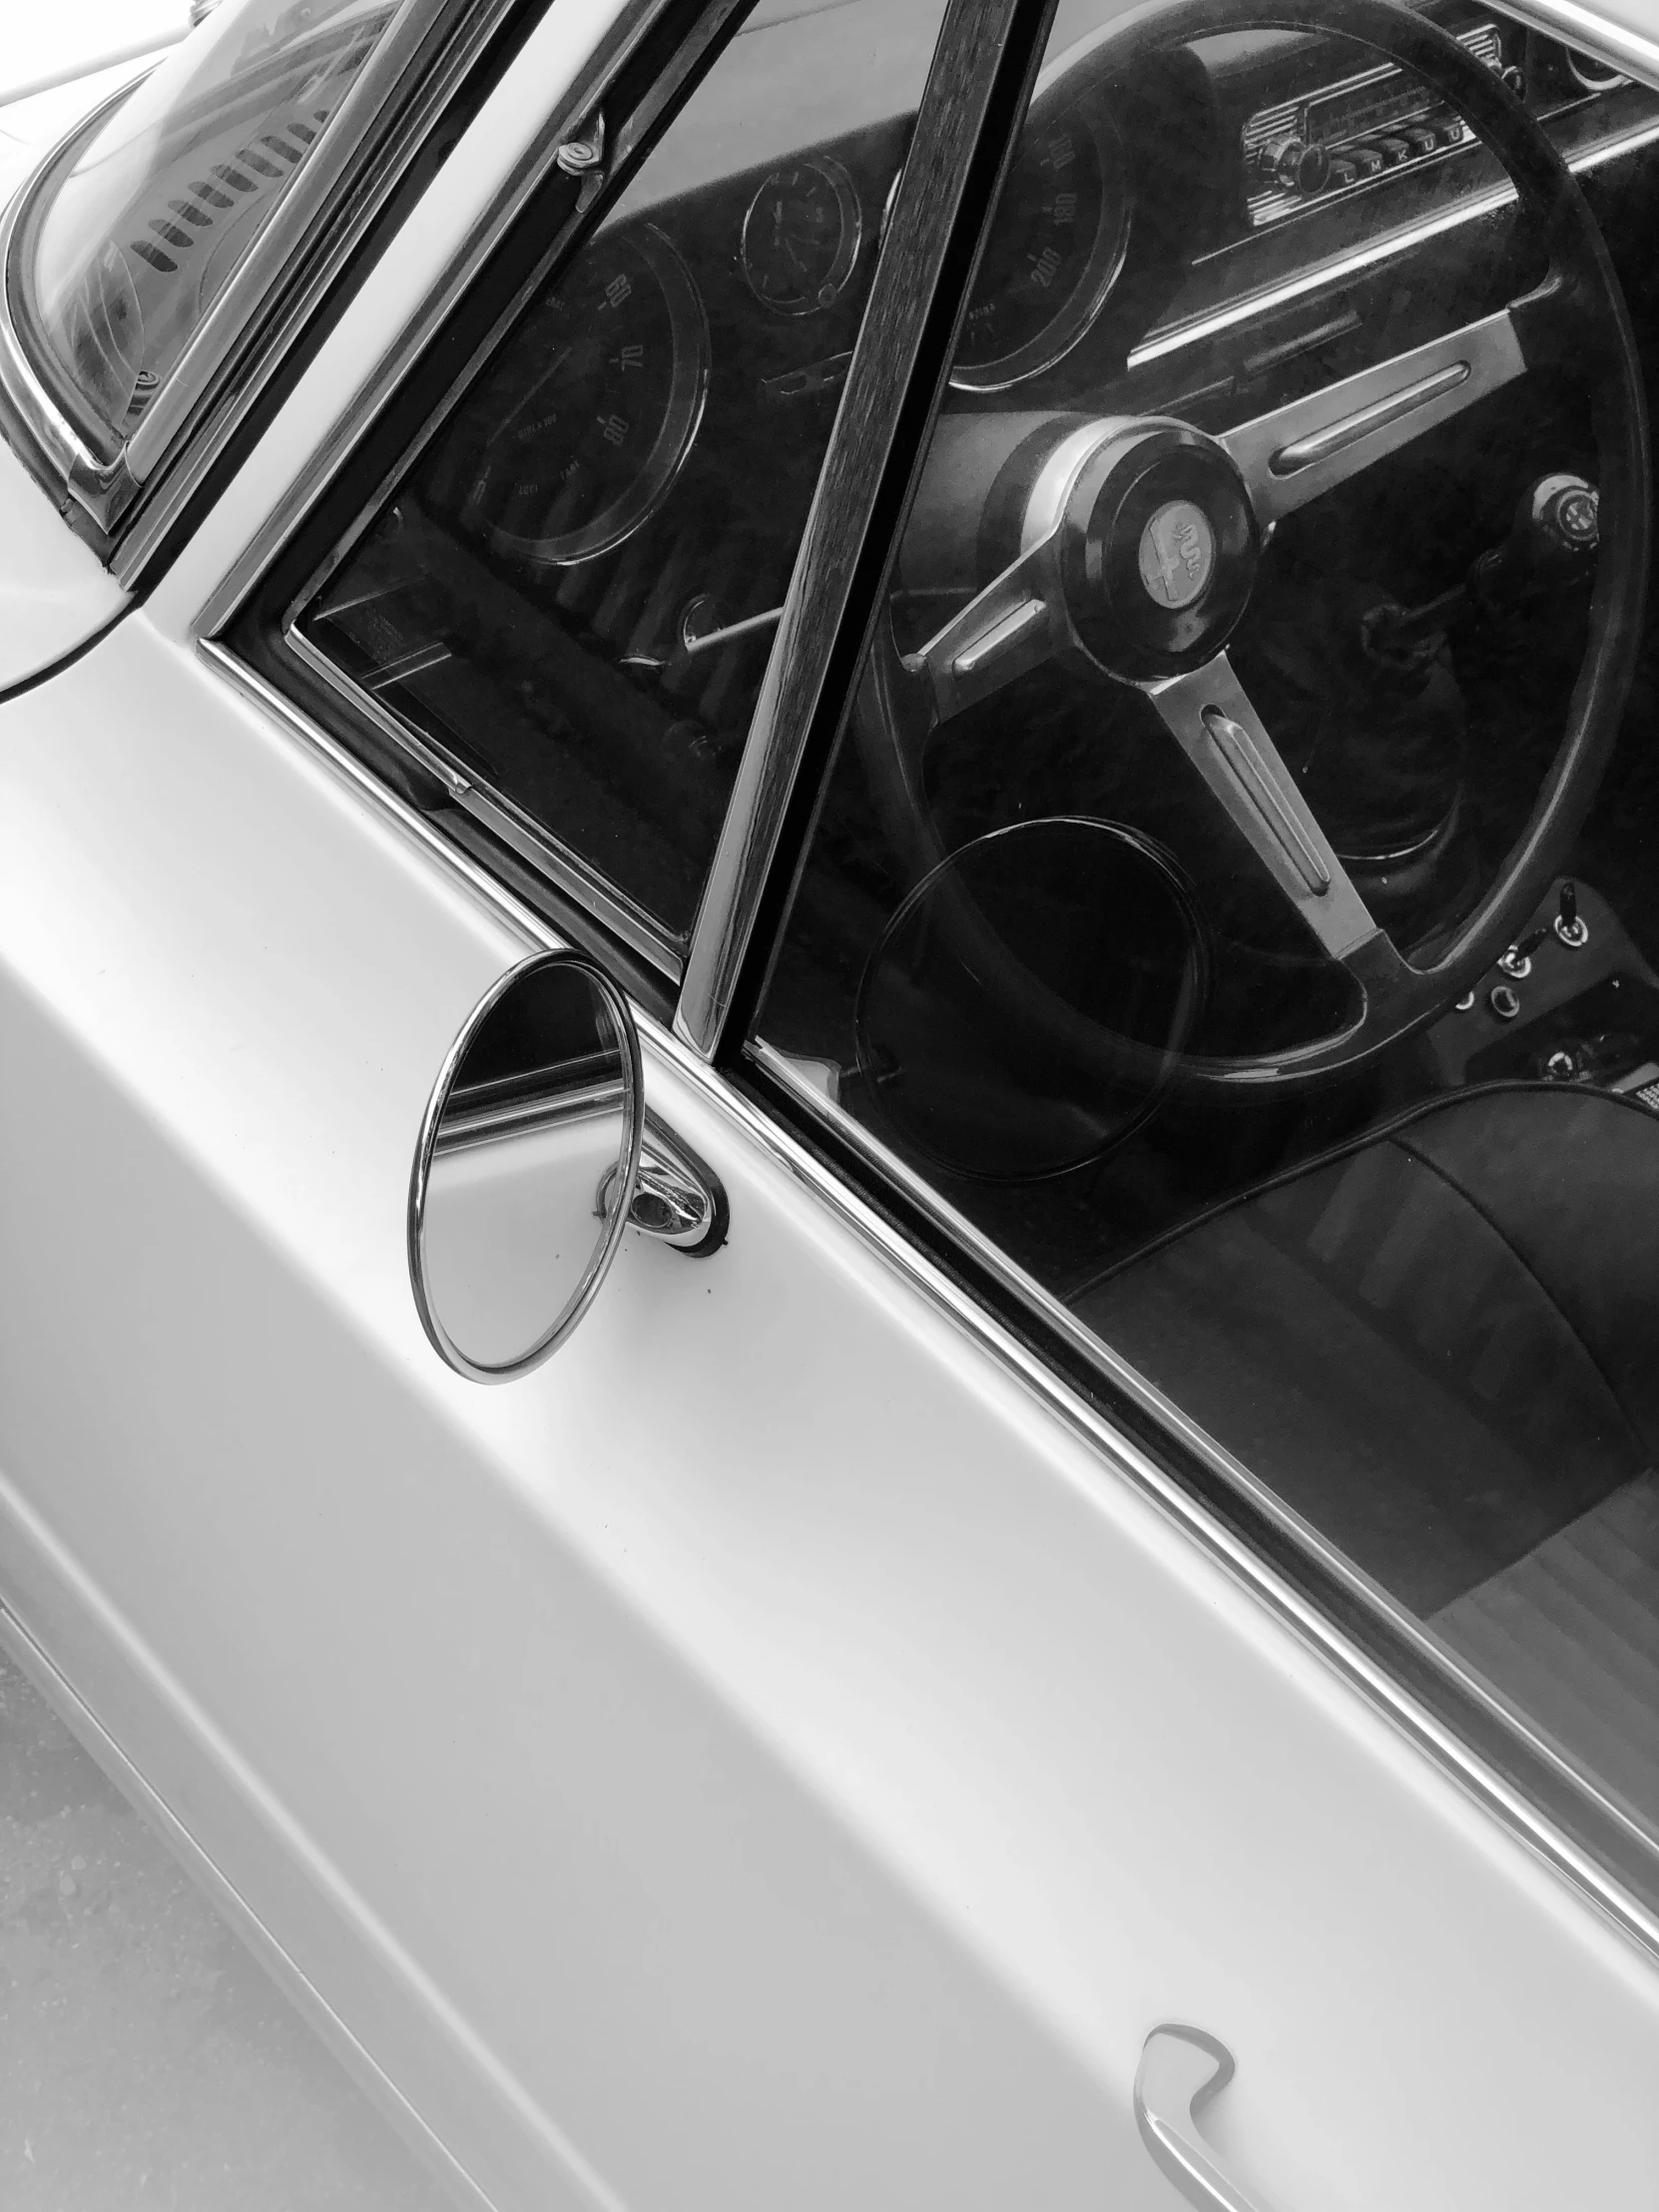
[9,0,399,458]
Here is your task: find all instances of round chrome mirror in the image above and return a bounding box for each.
[408,952,644,1381]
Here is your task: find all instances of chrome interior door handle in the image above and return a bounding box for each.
[1135,2024,1277,2212]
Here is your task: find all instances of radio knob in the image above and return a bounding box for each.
[1255,136,1331,193]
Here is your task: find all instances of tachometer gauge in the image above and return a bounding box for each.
[742,156,862,314]
[951,101,1133,391]
[462,225,708,566]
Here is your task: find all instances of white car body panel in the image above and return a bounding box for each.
[0,429,127,687]
[2,611,1658,2208]
[2,0,1659,2206]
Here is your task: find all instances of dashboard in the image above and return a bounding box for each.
[427,0,1659,622]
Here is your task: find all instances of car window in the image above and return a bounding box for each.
[290,0,951,963]
[752,0,1659,1874]
[9,0,402,457]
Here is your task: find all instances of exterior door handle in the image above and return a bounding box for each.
[1134,2024,1276,2212]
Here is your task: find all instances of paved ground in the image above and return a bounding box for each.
[0,1648,458,2211]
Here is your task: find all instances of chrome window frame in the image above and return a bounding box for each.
[0,0,535,550]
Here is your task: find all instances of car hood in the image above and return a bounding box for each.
[0,435,127,694]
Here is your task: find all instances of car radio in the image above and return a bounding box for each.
[1241,20,1505,225]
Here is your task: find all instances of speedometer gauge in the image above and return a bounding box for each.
[742,156,862,314]
[951,101,1133,391]
[462,225,708,566]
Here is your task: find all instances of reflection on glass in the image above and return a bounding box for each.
[15,0,400,450]
[857,818,1207,1179]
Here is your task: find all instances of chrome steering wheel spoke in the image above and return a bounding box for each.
[1219,305,1529,527]
[903,531,1068,724]
[1146,653,1406,997]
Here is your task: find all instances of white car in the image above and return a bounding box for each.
[2,0,1658,2204]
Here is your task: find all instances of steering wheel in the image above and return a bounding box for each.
[856,0,1650,1095]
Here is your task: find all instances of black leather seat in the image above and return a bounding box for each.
[1074,1083,1659,1617]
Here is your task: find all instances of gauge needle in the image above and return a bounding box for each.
[499,342,576,435]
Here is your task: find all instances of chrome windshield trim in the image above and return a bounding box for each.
[189,0,693,636]
[0,79,154,523]
[198,630,1659,1967]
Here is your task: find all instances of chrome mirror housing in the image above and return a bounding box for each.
[408,950,644,1382]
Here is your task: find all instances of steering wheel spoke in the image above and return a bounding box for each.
[1146,653,1395,972]
[904,532,1068,724]
[1220,307,1528,527]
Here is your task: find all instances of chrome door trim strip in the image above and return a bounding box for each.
[198,631,1659,1965]
[673,0,1038,1060]
[190,0,708,640]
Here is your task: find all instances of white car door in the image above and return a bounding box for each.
[2,1,1659,2210]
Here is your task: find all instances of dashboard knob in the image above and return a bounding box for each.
[1255,136,1330,193]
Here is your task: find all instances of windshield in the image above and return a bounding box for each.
[9,0,399,458]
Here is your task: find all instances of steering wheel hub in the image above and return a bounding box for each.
[1049,417,1260,682]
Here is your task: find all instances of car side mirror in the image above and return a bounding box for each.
[408,951,644,1381]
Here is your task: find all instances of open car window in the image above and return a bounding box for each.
[8,0,400,460]
[752,0,1659,1900]
[286,0,951,966]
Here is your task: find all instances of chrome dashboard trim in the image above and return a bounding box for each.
[198,629,1659,1967]
[1498,0,1659,88]
[1130,106,1659,371]
[190,0,717,640]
